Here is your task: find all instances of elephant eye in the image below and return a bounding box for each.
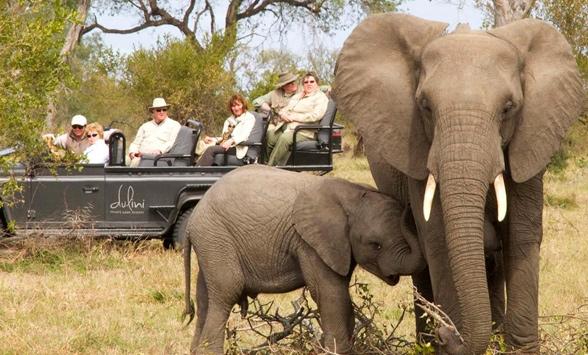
[503,101,515,114]
[369,242,382,251]
[420,98,432,112]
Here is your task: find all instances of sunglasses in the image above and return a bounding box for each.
[155,108,168,112]
[303,80,316,84]
[72,125,85,129]
[87,133,99,138]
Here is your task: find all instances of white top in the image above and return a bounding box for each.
[83,139,109,164]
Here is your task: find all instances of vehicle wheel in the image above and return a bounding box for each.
[170,207,194,251]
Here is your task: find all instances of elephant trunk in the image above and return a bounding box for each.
[429,109,503,355]
[437,175,492,355]
[393,206,426,275]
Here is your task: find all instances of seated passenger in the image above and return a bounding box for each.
[128,98,181,167]
[266,71,328,166]
[196,94,256,166]
[82,123,109,164]
[252,71,300,119]
[252,70,331,122]
[42,115,89,155]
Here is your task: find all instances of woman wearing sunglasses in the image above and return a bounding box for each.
[266,71,329,166]
[82,123,109,164]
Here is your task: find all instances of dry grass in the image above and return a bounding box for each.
[1,149,587,354]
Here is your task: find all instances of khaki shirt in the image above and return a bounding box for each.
[277,90,329,138]
[129,117,181,155]
[252,87,302,122]
[53,131,89,155]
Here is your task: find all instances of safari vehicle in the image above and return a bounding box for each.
[0,101,342,248]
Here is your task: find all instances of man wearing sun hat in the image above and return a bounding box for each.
[252,71,301,120]
[128,97,181,167]
[43,114,90,155]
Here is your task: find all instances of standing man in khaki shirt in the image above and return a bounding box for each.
[128,98,181,167]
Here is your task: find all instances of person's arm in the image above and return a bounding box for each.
[129,125,144,157]
[52,133,68,149]
[231,115,256,145]
[252,92,272,110]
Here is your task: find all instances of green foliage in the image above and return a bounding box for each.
[547,149,570,175]
[55,33,137,131]
[544,193,578,210]
[0,0,76,199]
[123,35,236,135]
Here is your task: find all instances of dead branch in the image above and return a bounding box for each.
[413,286,464,344]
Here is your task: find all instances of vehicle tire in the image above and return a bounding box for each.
[170,207,194,251]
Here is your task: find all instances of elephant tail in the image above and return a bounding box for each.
[182,228,195,326]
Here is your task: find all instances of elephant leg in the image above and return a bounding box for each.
[411,266,436,345]
[502,174,543,352]
[299,246,354,354]
[192,302,232,354]
[191,261,245,354]
[193,269,208,348]
[486,252,505,330]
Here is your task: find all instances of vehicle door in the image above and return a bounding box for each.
[24,164,106,231]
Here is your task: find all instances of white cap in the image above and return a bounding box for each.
[71,115,87,126]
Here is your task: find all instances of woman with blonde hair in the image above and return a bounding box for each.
[83,123,109,164]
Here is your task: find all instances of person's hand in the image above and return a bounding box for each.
[129,152,140,159]
[203,136,213,144]
[42,133,55,142]
[280,113,292,123]
[261,103,271,112]
[221,139,233,151]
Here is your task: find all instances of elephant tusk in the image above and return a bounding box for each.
[494,173,507,222]
[423,174,436,222]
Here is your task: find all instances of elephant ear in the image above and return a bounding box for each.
[293,179,361,276]
[333,13,447,180]
[489,19,586,183]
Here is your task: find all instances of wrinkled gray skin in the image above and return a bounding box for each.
[183,165,425,354]
[333,13,586,355]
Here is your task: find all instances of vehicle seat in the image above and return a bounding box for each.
[108,131,126,166]
[288,99,338,166]
[139,120,203,167]
[213,111,270,166]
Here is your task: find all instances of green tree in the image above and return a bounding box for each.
[0,1,76,160]
[123,35,236,136]
[0,0,77,205]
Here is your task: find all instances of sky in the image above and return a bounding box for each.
[95,0,485,55]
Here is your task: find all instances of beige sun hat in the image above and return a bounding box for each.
[148,98,171,112]
[274,71,299,88]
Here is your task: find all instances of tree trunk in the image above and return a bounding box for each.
[46,0,91,128]
[493,0,535,27]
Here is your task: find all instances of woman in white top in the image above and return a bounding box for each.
[197,94,256,166]
[83,123,110,165]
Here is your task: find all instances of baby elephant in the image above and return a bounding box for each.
[183,165,424,354]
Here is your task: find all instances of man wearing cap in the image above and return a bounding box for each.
[43,115,90,155]
[128,98,181,167]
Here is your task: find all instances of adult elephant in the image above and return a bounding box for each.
[332,13,586,355]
